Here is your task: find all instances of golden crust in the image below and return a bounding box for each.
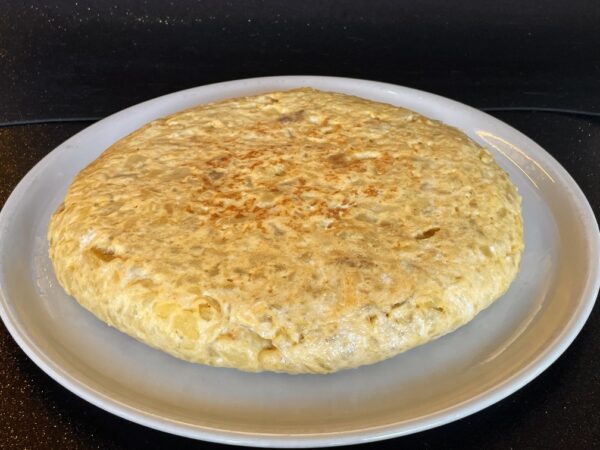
[48,88,523,373]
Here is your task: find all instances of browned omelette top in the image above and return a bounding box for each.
[48,88,523,373]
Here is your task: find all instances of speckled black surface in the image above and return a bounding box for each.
[1,1,600,122]
[0,112,598,449]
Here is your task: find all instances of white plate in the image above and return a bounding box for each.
[0,76,598,448]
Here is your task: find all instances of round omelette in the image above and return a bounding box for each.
[48,88,523,374]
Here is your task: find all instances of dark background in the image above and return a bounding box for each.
[2,0,600,123]
[0,1,599,449]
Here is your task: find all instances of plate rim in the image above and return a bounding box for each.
[0,75,598,448]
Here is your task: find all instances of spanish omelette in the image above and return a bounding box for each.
[48,88,523,373]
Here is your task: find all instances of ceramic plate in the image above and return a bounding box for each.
[0,76,598,447]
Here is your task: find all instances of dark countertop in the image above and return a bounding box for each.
[0,111,598,449]
[2,1,600,123]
